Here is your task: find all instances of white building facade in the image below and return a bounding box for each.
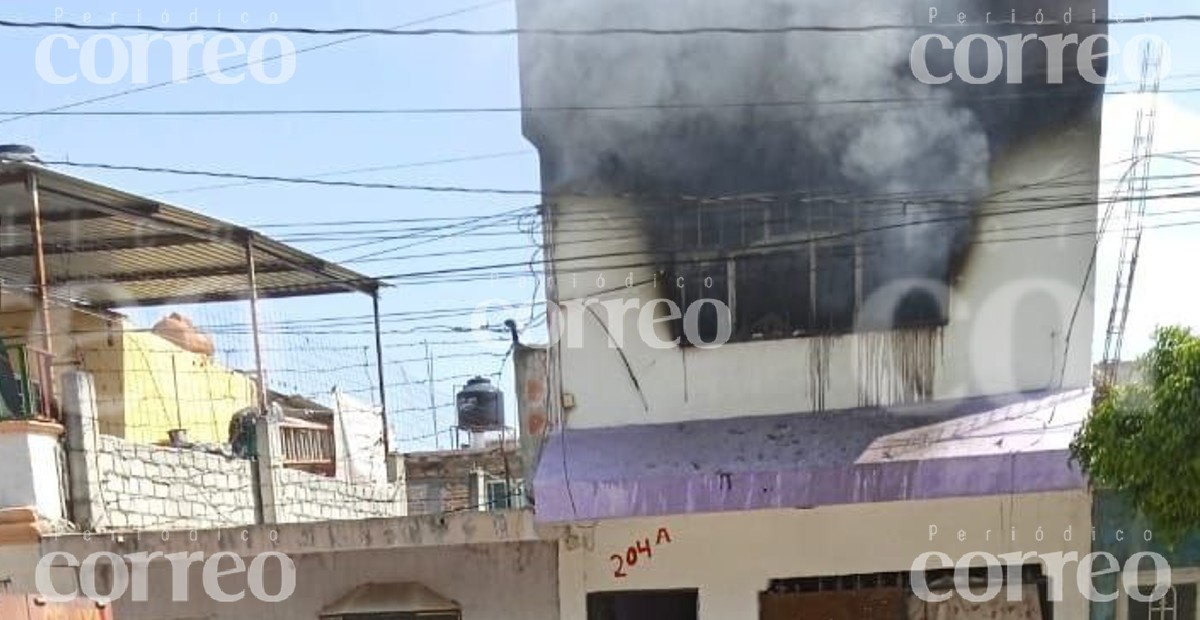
[515,0,1110,618]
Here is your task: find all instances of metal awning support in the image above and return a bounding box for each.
[25,171,54,417]
[246,237,269,414]
[0,161,394,428]
[0,161,385,307]
[372,287,389,454]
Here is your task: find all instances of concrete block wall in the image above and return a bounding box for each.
[258,416,405,523]
[273,467,405,523]
[92,434,257,531]
[65,370,407,532]
[88,434,404,530]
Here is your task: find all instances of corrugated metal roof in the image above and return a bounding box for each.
[0,162,382,307]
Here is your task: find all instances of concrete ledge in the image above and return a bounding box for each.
[0,420,63,437]
[0,507,41,545]
[0,506,37,525]
[41,509,562,558]
[0,522,41,545]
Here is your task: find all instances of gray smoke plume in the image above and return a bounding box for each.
[519,0,992,199]
[517,0,1105,313]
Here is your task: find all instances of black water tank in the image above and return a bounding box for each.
[0,145,39,162]
[456,376,505,431]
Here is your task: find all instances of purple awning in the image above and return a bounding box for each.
[532,389,1090,523]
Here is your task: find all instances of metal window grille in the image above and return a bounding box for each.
[668,200,949,344]
[1130,584,1198,620]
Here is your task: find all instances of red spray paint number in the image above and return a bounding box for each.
[610,527,673,579]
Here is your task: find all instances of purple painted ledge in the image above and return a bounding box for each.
[532,390,1091,523]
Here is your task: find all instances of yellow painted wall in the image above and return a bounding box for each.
[0,298,256,444]
[117,329,255,445]
[0,304,121,424]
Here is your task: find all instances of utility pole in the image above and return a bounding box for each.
[1101,41,1162,386]
[425,340,439,449]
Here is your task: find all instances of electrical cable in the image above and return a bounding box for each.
[2,14,1198,36]
[152,149,533,197]
[7,83,1199,119]
[0,0,510,125]
[41,149,1200,205]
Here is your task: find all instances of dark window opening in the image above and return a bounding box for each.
[587,590,699,620]
[813,244,856,333]
[1128,583,1197,620]
[669,201,951,344]
[763,564,1052,620]
[735,250,809,340]
[892,287,948,328]
[674,260,730,345]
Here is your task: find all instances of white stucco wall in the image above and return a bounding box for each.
[558,492,1095,620]
[548,120,1101,429]
[0,424,65,520]
[106,542,559,620]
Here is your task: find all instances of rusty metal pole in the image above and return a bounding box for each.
[27,171,55,417]
[245,236,269,414]
[371,288,390,455]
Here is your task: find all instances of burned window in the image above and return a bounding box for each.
[667,200,950,344]
[675,259,729,344]
[735,250,810,339]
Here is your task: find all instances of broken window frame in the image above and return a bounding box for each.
[668,199,948,345]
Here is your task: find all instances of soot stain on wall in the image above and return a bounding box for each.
[519,0,1105,407]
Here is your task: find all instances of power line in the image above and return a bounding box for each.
[334,206,532,259]
[17,154,1197,297]
[63,190,1200,333]
[359,187,1200,282]
[40,149,1200,204]
[337,196,1200,266]
[11,210,1198,340]
[151,149,533,197]
[116,163,1183,247]
[25,157,1161,201]
[40,160,541,196]
[30,183,1199,300]
[316,174,1200,261]
[10,86,1200,120]
[0,0,509,126]
[2,14,1198,36]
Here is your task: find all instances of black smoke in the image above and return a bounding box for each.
[517,0,1106,328]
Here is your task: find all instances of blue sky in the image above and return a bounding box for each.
[0,1,1196,449]
[0,1,538,450]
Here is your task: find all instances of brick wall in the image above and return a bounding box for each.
[401,445,524,515]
